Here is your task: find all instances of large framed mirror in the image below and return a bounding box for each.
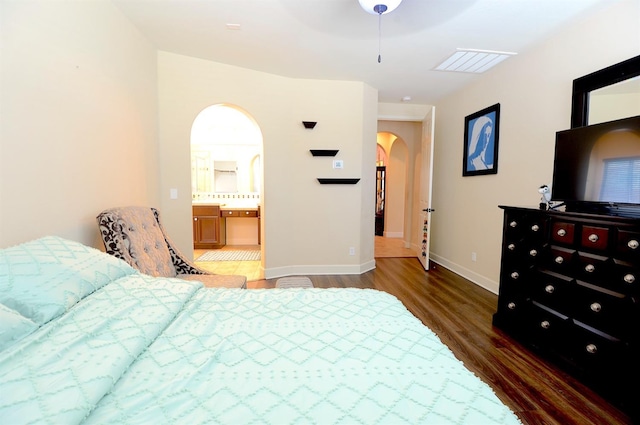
[571,55,640,128]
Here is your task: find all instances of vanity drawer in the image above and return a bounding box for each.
[193,205,220,216]
[221,209,258,217]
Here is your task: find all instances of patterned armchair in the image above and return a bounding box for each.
[96,206,246,289]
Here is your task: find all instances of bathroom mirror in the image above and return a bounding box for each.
[571,55,640,128]
[191,104,262,201]
[214,161,238,193]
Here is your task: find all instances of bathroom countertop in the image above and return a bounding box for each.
[192,201,259,210]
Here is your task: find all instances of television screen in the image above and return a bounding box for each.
[551,115,640,212]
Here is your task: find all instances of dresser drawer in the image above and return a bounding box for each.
[576,251,611,284]
[503,240,545,268]
[581,225,610,252]
[543,246,576,275]
[495,292,529,324]
[529,270,573,313]
[612,258,640,294]
[526,301,572,349]
[570,320,631,376]
[505,212,546,242]
[551,221,576,246]
[573,281,631,338]
[617,229,640,259]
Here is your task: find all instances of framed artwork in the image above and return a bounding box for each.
[463,103,500,176]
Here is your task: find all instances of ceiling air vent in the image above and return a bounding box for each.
[435,49,517,73]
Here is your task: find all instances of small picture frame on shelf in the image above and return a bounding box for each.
[463,103,500,177]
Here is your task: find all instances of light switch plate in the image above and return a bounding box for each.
[170,188,178,199]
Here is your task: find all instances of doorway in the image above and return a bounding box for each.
[374,132,409,256]
[190,104,264,281]
[375,113,435,267]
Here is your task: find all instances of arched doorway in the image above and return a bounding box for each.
[190,104,264,280]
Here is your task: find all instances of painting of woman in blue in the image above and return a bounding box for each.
[467,111,496,171]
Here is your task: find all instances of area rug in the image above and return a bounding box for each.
[196,250,260,261]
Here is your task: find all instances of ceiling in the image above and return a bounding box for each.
[113,0,616,105]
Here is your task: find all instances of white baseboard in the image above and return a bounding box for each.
[429,253,499,295]
[383,231,403,238]
[264,260,376,280]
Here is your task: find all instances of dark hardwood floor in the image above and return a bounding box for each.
[249,258,631,425]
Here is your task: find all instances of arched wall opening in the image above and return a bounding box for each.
[190,104,264,272]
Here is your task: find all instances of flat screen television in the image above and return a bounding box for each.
[551,115,640,217]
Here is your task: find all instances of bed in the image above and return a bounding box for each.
[0,236,522,424]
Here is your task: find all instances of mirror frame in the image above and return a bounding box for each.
[571,55,640,128]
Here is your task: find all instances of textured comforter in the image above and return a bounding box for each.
[0,237,522,424]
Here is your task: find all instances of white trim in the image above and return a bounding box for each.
[377,114,426,122]
[429,253,499,295]
[383,231,403,238]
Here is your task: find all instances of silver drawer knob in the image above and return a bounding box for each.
[510,272,519,280]
[508,243,516,251]
[194,217,198,221]
[555,256,564,264]
[586,344,598,354]
[628,239,639,250]
[245,211,250,215]
[509,221,518,228]
[529,249,538,257]
[507,302,516,310]
[557,228,567,237]
[531,224,540,232]
[545,285,555,294]
[624,274,636,284]
[585,264,595,273]
[540,320,550,329]
[590,302,602,313]
[588,233,599,243]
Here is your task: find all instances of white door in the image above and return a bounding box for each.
[416,106,435,270]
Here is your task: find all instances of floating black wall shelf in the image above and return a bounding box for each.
[310,149,339,157]
[317,178,360,185]
[302,121,317,129]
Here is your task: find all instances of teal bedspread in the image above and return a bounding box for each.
[0,237,522,424]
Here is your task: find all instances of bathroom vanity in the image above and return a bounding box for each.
[192,204,260,248]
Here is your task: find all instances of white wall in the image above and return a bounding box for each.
[157,52,377,278]
[430,0,640,293]
[0,1,159,248]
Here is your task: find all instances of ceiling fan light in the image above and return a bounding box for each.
[358,0,403,15]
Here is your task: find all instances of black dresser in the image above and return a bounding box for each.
[493,205,640,418]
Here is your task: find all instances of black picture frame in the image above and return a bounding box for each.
[463,103,500,177]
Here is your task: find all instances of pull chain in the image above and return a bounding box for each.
[377,11,382,63]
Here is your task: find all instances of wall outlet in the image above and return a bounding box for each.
[471,252,477,262]
[170,188,178,199]
[349,247,355,256]
[333,160,344,169]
